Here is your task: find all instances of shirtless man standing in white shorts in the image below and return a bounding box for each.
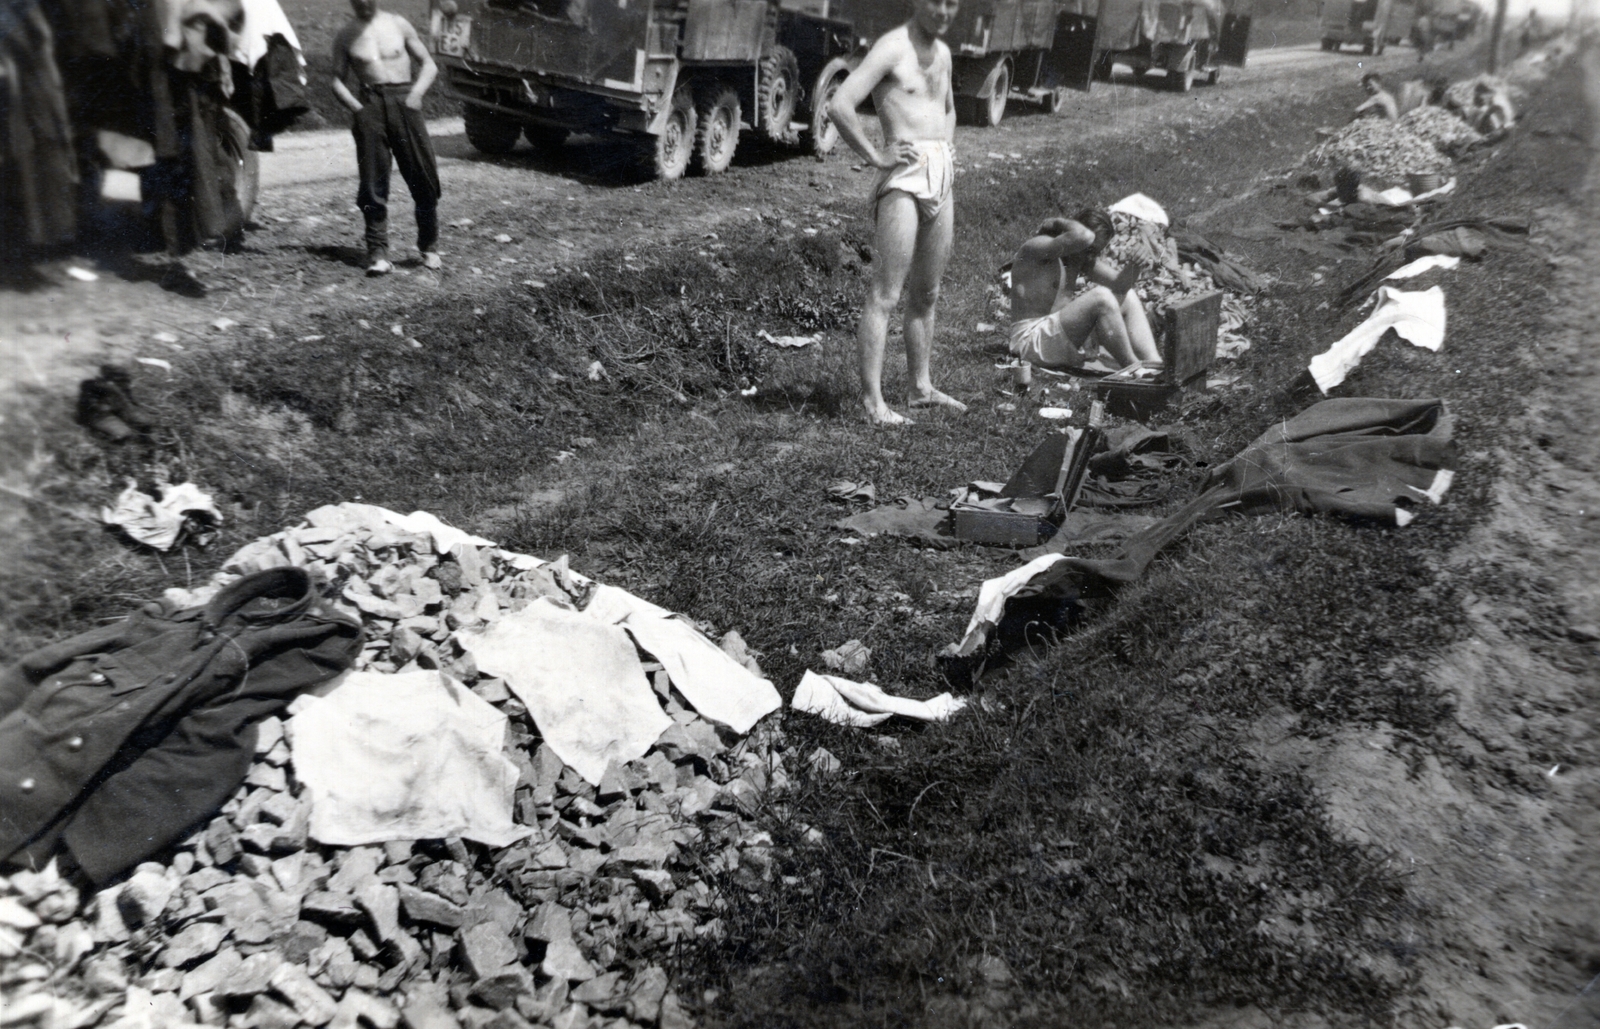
[829,0,967,425]
[1008,209,1162,372]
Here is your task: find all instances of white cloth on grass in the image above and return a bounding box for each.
[458,597,669,786]
[1308,286,1446,393]
[792,671,965,727]
[584,585,781,734]
[289,670,529,847]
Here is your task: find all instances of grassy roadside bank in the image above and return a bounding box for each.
[0,35,1578,1027]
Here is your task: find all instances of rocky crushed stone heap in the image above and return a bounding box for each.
[1397,105,1483,154]
[1304,116,1455,186]
[0,504,813,1029]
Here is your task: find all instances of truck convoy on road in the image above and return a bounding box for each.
[426,0,1254,180]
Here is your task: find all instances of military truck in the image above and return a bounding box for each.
[427,0,1096,180]
[1045,0,1252,93]
[428,0,853,179]
[1318,0,1396,53]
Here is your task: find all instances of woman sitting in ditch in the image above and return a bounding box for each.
[1006,209,1163,373]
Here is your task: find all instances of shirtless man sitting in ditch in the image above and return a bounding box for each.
[828,0,967,426]
[1007,209,1163,372]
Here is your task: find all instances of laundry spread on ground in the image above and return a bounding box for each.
[459,599,671,787]
[1309,286,1447,393]
[0,502,804,1029]
[952,399,1457,656]
[1386,254,1462,279]
[289,669,529,848]
[793,671,965,727]
[100,480,222,551]
[584,586,782,734]
[0,567,362,884]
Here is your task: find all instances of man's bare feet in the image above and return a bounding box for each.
[908,388,968,414]
[862,397,915,426]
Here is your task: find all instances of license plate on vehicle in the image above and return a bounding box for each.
[439,16,471,56]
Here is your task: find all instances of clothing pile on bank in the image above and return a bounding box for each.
[0,0,307,253]
[0,504,809,1029]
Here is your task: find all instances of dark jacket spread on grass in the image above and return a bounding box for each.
[0,567,362,884]
[1067,397,1456,584]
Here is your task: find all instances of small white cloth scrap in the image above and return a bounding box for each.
[101,480,221,551]
[584,585,781,734]
[1385,255,1461,280]
[948,553,1075,657]
[289,669,530,847]
[458,597,670,786]
[792,670,965,727]
[1308,286,1446,394]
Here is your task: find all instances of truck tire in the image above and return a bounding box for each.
[1167,49,1195,91]
[642,83,696,181]
[220,107,259,228]
[464,105,520,154]
[807,57,852,158]
[694,84,741,175]
[757,46,800,145]
[1321,37,1337,50]
[957,62,1009,127]
[984,62,1010,126]
[524,123,569,153]
[1092,52,1115,80]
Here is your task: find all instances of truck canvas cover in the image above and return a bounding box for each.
[454,0,651,88]
[1088,0,1225,51]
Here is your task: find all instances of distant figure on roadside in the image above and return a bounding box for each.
[1006,209,1163,374]
[1520,8,1541,51]
[1354,72,1400,121]
[1468,79,1516,136]
[827,0,967,426]
[332,0,441,276]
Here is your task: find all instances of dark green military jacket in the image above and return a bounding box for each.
[0,567,362,884]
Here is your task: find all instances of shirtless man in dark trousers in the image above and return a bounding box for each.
[332,0,441,275]
[829,0,967,426]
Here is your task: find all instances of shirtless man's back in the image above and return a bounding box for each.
[828,0,966,426]
[332,0,441,274]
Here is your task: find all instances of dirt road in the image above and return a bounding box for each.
[0,41,1442,398]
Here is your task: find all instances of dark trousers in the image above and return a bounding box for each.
[353,87,440,257]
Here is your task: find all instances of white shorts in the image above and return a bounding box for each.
[872,140,954,223]
[1009,312,1099,369]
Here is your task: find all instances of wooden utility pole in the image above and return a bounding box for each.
[1487,0,1508,71]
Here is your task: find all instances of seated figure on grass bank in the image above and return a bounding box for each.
[1007,209,1163,373]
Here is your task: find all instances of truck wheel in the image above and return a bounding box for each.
[643,83,696,181]
[220,107,259,228]
[694,84,740,176]
[808,58,851,157]
[524,123,569,153]
[1043,86,1067,113]
[984,62,1010,126]
[1091,52,1115,80]
[464,105,520,155]
[758,46,800,145]
[1168,50,1195,91]
[1361,39,1374,54]
[1321,37,1337,50]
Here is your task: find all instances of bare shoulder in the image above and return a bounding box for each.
[382,10,418,32]
[869,25,913,61]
